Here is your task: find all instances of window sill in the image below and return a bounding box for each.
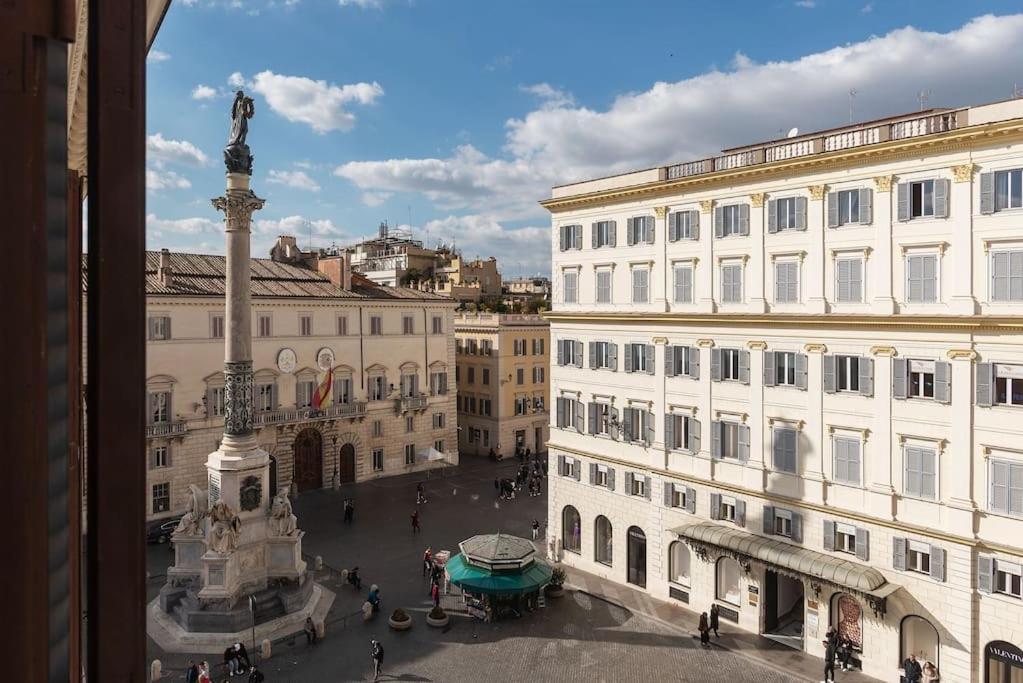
[595,560,613,567]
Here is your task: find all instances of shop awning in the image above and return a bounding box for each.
[672,521,900,614]
[445,553,553,596]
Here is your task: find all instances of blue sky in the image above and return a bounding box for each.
[147,1,1023,276]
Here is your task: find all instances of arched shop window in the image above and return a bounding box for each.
[562,506,581,553]
[669,542,691,586]
[830,593,863,650]
[900,615,939,672]
[594,515,613,565]
[716,556,742,605]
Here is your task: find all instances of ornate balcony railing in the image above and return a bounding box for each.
[395,394,428,414]
[252,401,368,427]
[146,421,188,439]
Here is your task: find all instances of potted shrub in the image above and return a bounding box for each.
[426,605,449,628]
[388,607,413,631]
[546,567,567,598]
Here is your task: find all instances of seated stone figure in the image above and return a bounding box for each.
[269,487,298,537]
[175,484,209,537]
[208,501,241,554]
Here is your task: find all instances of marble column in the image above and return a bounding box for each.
[870,175,897,315]
[748,193,767,313]
[949,164,979,314]
[698,200,715,313]
[806,185,828,313]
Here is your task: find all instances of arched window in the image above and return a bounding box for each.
[900,615,939,670]
[594,516,612,565]
[716,557,742,605]
[562,506,581,553]
[830,593,863,650]
[669,542,691,586]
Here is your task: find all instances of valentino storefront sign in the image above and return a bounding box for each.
[986,640,1023,683]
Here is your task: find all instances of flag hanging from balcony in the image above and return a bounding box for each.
[313,366,333,409]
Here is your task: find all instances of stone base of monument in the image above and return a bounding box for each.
[147,582,335,654]
[160,571,315,633]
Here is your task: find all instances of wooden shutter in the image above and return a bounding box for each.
[589,462,597,484]
[147,317,156,340]
[556,398,566,428]
[607,221,616,247]
[645,345,655,375]
[689,347,700,379]
[625,471,634,495]
[934,361,951,404]
[556,339,565,366]
[823,521,835,551]
[689,418,701,454]
[978,556,994,594]
[795,353,808,390]
[763,351,776,387]
[934,178,950,218]
[892,358,908,399]
[664,481,674,507]
[607,467,615,491]
[929,546,946,582]
[714,206,724,238]
[892,537,907,570]
[626,217,636,246]
[588,403,598,435]
[859,188,872,224]
[664,414,675,450]
[827,191,839,228]
[897,182,910,222]
[686,487,696,514]
[739,203,750,235]
[739,350,750,385]
[560,226,567,251]
[624,344,634,373]
[976,362,994,407]
[644,476,652,500]
[573,460,581,481]
[822,354,836,392]
[668,213,678,242]
[645,411,655,445]
[738,425,750,462]
[646,216,655,244]
[665,345,676,377]
[980,172,995,214]
[271,382,279,409]
[711,421,722,459]
[735,500,746,527]
[574,224,583,250]
[574,341,583,368]
[711,348,722,381]
[767,199,778,233]
[858,357,874,397]
[690,211,700,240]
[588,342,597,369]
[855,528,870,561]
[795,197,807,230]
[557,454,565,476]
[791,513,803,543]
[762,505,775,534]
[608,343,618,371]
[622,409,633,442]
[575,401,585,433]
[591,223,598,249]
[772,429,784,471]
[709,493,721,519]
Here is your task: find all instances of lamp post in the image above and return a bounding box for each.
[331,435,339,490]
[248,595,256,664]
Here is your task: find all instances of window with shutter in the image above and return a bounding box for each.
[904,446,937,500]
[989,459,1023,517]
[990,250,1023,302]
[835,257,863,303]
[720,263,743,303]
[906,254,938,303]
[563,271,578,303]
[774,261,799,303]
[631,266,649,303]
[833,436,861,486]
[673,264,694,303]
[595,269,612,303]
[772,427,798,473]
[990,168,1023,212]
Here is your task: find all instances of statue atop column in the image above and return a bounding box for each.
[224,90,255,175]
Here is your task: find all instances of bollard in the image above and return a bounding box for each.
[314,555,323,571]
[150,659,161,681]
[315,618,326,640]
[261,638,271,660]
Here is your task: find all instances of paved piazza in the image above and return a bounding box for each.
[147,458,793,682]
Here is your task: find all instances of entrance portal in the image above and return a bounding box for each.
[293,428,323,492]
[627,526,647,588]
[763,570,804,650]
[339,443,356,484]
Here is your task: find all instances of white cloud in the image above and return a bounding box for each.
[419,215,550,275]
[520,83,575,110]
[732,51,755,70]
[228,71,247,88]
[795,0,816,7]
[266,169,321,192]
[191,84,218,100]
[861,2,874,12]
[148,49,171,62]
[147,133,210,168]
[146,168,192,192]
[360,191,391,207]
[244,70,384,134]
[146,213,220,236]
[339,0,382,7]
[335,14,1023,229]
[252,215,348,253]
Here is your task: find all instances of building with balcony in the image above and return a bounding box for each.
[454,313,550,458]
[543,98,1023,683]
[433,254,502,303]
[85,240,458,522]
[503,276,552,306]
[344,224,439,287]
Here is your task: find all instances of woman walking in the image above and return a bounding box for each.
[698,612,711,647]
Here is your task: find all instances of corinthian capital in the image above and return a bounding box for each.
[212,189,266,232]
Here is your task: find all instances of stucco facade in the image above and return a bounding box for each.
[544,99,1023,683]
[453,313,549,458]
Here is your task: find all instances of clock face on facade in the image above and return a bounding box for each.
[277,347,297,374]
[316,347,335,371]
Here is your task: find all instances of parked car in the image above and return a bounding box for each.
[147,517,182,544]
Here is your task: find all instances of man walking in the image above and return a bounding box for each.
[423,547,432,576]
[416,482,427,504]
[710,604,720,638]
[531,519,540,540]
[185,661,199,683]
[822,636,838,683]
[371,639,385,681]
[411,509,421,534]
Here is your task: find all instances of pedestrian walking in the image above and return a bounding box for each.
[823,637,838,683]
[411,509,421,534]
[902,654,923,683]
[423,547,432,576]
[493,478,500,497]
[371,639,385,681]
[304,616,317,645]
[710,604,720,638]
[698,612,711,647]
[838,636,854,671]
[531,519,540,540]
[416,482,427,504]
[186,660,199,683]
[431,582,440,607]
[248,665,265,683]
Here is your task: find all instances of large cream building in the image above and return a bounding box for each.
[92,243,458,522]
[544,99,1023,682]
[454,313,549,458]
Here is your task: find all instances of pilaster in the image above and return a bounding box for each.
[867,345,896,520]
[652,336,668,467]
[698,201,715,313]
[806,185,827,313]
[748,193,767,313]
[654,206,669,312]
[871,175,897,314]
[694,339,715,480]
[744,340,767,491]
[949,164,979,314]
[802,343,826,504]
[945,349,978,536]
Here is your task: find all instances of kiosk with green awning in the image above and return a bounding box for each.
[445,533,553,620]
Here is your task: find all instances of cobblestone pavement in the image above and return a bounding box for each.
[147,457,794,682]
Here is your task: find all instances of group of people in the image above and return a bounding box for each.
[186,645,263,682]
[901,653,940,683]
[342,498,356,524]
[422,547,445,607]
[697,604,720,646]
[822,625,858,681]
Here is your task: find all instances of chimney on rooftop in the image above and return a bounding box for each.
[158,248,174,287]
[270,235,303,264]
[342,250,352,290]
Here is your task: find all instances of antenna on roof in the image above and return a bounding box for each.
[786,127,799,139]
[848,89,857,123]
[917,89,931,111]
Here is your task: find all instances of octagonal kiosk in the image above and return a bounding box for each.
[445,533,553,621]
